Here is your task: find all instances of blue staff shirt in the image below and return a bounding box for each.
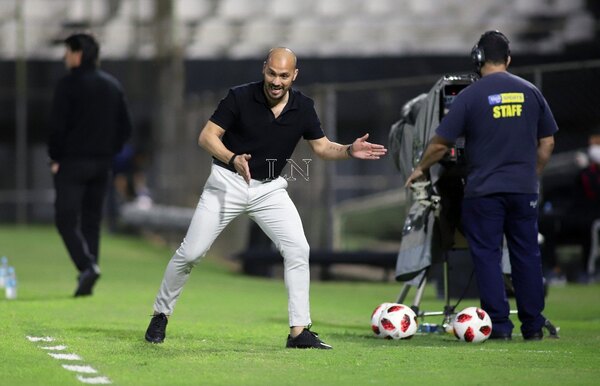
[436,72,558,197]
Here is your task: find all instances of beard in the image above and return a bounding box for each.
[264,83,288,103]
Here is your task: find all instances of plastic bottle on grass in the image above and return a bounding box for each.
[417,323,439,333]
[5,266,17,300]
[0,256,8,288]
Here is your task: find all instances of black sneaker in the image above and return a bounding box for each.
[145,313,168,343]
[523,330,543,341]
[489,331,512,341]
[286,328,332,349]
[74,266,100,297]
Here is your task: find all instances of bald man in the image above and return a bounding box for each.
[144,47,387,349]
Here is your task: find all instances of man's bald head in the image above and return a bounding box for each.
[262,47,299,106]
[265,47,297,69]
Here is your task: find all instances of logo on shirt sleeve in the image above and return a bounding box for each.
[488,92,525,118]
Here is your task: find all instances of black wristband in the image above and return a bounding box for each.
[346,145,354,158]
[228,154,238,167]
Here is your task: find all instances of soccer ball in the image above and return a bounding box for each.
[452,307,492,343]
[378,303,418,339]
[370,302,393,337]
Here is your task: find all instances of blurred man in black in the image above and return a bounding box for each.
[48,33,132,296]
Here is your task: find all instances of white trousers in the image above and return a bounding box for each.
[153,164,311,327]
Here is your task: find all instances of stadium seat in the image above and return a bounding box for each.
[228,43,269,59]
[65,0,110,24]
[101,20,133,58]
[174,0,213,23]
[554,0,586,13]
[0,18,62,59]
[513,0,556,16]
[238,18,284,47]
[0,0,593,59]
[186,18,236,58]
[228,18,285,59]
[331,17,390,56]
[117,0,155,23]
[363,0,403,18]
[409,0,438,17]
[216,0,267,21]
[195,18,236,47]
[411,19,471,54]
[0,1,16,19]
[23,0,66,21]
[379,20,422,54]
[286,18,337,56]
[536,34,566,53]
[315,0,361,18]
[269,0,313,20]
[563,12,595,43]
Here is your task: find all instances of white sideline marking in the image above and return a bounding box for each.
[48,353,82,360]
[26,335,112,384]
[26,336,55,342]
[63,365,98,374]
[522,349,572,354]
[41,345,67,351]
[76,375,112,384]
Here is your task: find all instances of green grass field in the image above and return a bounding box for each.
[1,225,599,385]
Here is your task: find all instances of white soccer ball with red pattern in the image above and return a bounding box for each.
[452,307,492,343]
[370,302,393,337]
[378,303,418,339]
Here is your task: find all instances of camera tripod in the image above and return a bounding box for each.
[396,251,560,338]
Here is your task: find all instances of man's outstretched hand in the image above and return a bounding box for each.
[350,134,387,160]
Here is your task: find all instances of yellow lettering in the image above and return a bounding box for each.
[493,106,501,118]
[492,104,523,118]
[501,93,525,103]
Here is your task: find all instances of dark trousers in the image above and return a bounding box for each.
[461,193,545,337]
[53,158,111,273]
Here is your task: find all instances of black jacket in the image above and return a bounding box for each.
[48,65,132,161]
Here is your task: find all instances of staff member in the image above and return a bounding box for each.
[405,31,558,340]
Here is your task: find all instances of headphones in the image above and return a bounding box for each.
[470,30,509,72]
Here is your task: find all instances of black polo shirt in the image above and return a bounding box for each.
[209,81,325,180]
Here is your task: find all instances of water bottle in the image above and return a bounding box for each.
[417,323,439,333]
[5,266,17,300]
[0,256,8,289]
